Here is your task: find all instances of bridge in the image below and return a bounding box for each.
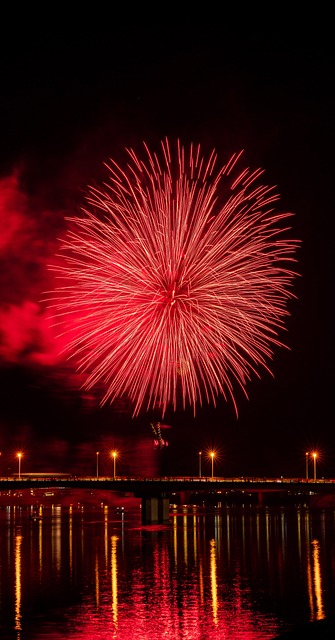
[2,475,335,523]
[3,474,335,495]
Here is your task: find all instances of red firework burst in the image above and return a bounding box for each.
[47,139,300,417]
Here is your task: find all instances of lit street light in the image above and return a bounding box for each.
[312,452,317,481]
[17,452,22,479]
[96,451,99,478]
[199,451,202,478]
[111,450,117,478]
[306,452,309,480]
[210,451,215,478]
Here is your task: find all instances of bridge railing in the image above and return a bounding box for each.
[5,474,335,484]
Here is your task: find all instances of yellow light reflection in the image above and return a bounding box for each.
[69,506,73,578]
[38,507,43,576]
[104,506,109,564]
[215,514,222,555]
[14,532,22,635]
[193,514,197,562]
[210,538,218,625]
[199,560,204,605]
[173,513,178,566]
[305,512,315,618]
[95,553,100,609]
[312,539,325,620]
[51,505,62,573]
[111,534,119,626]
[265,509,271,564]
[183,513,188,565]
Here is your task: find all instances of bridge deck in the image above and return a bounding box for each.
[2,475,335,496]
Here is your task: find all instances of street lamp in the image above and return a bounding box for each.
[17,452,22,479]
[210,451,215,478]
[111,450,117,478]
[96,451,99,478]
[306,452,309,480]
[199,451,202,478]
[312,452,317,481]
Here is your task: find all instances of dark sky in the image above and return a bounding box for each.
[0,17,333,478]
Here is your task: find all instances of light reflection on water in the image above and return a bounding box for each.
[1,503,335,639]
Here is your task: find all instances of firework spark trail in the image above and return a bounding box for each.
[46,138,300,417]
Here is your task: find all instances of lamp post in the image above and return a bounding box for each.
[199,451,202,478]
[17,452,22,479]
[313,452,317,481]
[96,451,99,478]
[306,452,309,480]
[111,450,117,478]
[210,451,215,478]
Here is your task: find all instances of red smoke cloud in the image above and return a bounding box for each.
[0,300,61,366]
[0,170,66,368]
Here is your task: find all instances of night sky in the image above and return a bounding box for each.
[0,17,333,479]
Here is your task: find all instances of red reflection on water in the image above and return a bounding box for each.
[5,504,332,640]
[66,512,280,639]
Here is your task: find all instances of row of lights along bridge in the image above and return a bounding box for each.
[14,450,320,481]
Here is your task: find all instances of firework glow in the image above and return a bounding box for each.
[47,139,300,417]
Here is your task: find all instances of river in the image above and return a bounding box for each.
[1,495,335,639]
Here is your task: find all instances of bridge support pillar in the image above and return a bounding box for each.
[142,497,170,525]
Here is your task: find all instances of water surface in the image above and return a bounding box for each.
[1,501,335,639]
